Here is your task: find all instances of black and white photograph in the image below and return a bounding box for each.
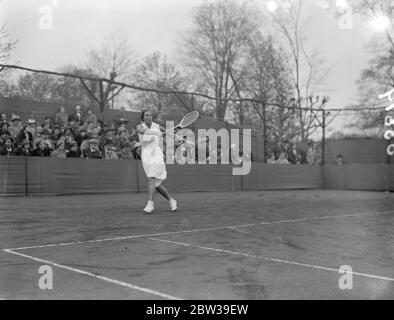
[0,0,393,305]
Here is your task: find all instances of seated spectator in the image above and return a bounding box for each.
[40,129,54,150]
[104,142,119,160]
[84,108,98,126]
[0,129,10,148]
[62,127,75,149]
[0,113,7,123]
[35,126,43,137]
[175,145,188,165]
[0,137,17,156]
[267,152,277,164]
[1,122,10,132]
[17,140,32,157]
[54,106,69,126]
[276,152,290,164]
[66,141,81,158]
[118,131,130,150]
[306,141,321,165]
[118,141,133,160]
[297,140,309,164]
[86,122,95,137]
[82,139,102,159]
[117,125,129,139]
[33,126,43,146]
[32,140,51,157]
[90,127,101,140]
[26,119,37,137]
[336,154,344,165]
[229,143,243,165]
[16,125,34,145]
[41,117,53,135]
[69,119,81,134]
[287,142,301,164]
[132,142,141,160]
[8,114,22,139]
[69,105,84,126]
[102,127,118,149]
[51,127,61,144]
[129,133,141,160]
[243,150,253,162]
[51,140,67,158]
[75,128,88,146]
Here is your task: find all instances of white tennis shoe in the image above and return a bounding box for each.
[143,201,154,213]
[170,199,177,212]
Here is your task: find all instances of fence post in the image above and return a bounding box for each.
[24,156,28,196]
[135,159,140,193]
[321,110,326,166]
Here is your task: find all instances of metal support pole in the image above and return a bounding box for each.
[321,110,326,166]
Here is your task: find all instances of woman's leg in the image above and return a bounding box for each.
[147,178,156,201]
[156,184,173,201]
[157,184,177,211]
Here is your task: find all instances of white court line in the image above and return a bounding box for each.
[150,238,394,283]
[3,249,182,300]
[4,210,393,251]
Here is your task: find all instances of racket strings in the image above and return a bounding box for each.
[180,111,199,128]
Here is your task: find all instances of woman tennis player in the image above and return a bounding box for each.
[136,110,177,214]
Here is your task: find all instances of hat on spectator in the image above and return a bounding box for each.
[27,119,36,124]
[75,105,82,110]
[11,114,21,122]
[41,129,50,135]
[88,138,99,144]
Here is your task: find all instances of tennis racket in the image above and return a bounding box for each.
[165,111,199,133]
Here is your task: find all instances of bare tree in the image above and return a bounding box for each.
[84,27,137,115]
[131,52,186,115]
[349,0,394,131]
[268,0,330,140]
[180,0,259,120]
[0,23,17,63]
[0,12,18,95]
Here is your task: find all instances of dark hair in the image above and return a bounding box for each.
[140,110,152,121]
[336,154,343,159]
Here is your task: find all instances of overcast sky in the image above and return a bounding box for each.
[0,0,384,132]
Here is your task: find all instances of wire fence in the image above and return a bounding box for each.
[0,63,391,164]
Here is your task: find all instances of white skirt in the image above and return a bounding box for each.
[141,144,167,187]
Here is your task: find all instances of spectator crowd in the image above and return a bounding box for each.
[0,105,321,165]
[266,140,322,165]
[0,106,142,160]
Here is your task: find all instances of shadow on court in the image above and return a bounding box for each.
[0,190,393,299]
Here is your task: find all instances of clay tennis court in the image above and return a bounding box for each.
[1,189,393,299]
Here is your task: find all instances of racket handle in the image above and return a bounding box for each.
[165,125,179,134]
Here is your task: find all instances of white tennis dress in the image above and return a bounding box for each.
[139,122,167,187]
